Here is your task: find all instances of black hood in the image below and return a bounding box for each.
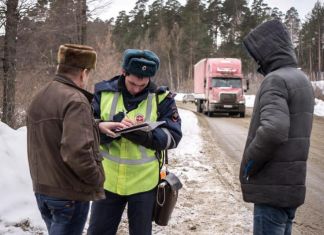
[243,20,298,75]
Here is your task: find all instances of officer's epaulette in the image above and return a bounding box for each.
[155,86,169,94]
[155,86,177,99]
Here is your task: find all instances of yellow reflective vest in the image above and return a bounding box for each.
[100,91,169,195]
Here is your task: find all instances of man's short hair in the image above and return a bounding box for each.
[56,64,84,76]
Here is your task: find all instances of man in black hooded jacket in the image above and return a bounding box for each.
[240,20,314,235]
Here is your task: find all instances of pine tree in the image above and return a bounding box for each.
[218,0,249,58]
[128,0,150,45]
[112,11,131,51]
[205,0,222,52]
[270,7,284,21]
[299,1,324,79]
[221,0,249,43]
[147,0,164,40]
[180,0,212,81]
[249,0,271,26]
[284,7,300,48]
[164,0,182,30]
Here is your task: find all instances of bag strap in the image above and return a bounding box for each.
[155,90,161,120]
[154,90,170,178]
[155,92,162,164]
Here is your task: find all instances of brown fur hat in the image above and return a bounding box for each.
[57,44,97,69]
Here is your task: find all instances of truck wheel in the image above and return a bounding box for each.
[239,112,245,118]
[197,100,203,113]
[204,106,212,117]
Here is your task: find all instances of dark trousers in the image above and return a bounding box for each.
[35,193,89,235]
[253,203,297,235]
[87,189,156,235]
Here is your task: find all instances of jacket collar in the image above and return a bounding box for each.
[94,74,158,94]
[54,75,94,102]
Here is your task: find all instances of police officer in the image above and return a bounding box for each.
[88,49,182,235]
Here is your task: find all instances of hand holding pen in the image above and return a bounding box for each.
[121,110,135,127]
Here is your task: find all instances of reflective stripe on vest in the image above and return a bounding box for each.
[161,127,176,149]
[100,151,157,165]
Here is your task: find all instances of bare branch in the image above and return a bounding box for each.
[17,0,37,18]
[87,0,112,19]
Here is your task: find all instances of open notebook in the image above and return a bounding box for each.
[115,121,166,134]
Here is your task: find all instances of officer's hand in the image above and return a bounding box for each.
[98,122,126,138]
[121,116,135,127]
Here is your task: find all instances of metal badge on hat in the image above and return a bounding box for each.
[142,65,147,71]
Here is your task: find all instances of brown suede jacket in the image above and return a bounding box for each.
[27,75,105,201]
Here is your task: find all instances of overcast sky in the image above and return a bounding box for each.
[93,0,321,22]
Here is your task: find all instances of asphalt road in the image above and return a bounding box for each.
[178,102,324,235]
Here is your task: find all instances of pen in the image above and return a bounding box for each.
[123,110,129,119]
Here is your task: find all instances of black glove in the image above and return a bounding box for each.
[122,130,154,149]
[243,159,255,180]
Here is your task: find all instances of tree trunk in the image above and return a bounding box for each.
[167,51,174,90]
[318,20,321,80]
[176,61,180,91]
[80,0,87,44]
[2,0,19,127]
[76,0,87,44]
[309,46,313,80]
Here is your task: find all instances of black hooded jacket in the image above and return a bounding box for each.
[240,20,315,208]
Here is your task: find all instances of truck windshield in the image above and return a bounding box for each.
[211,78,241,88]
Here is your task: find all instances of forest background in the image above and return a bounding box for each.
[0,0,323,128]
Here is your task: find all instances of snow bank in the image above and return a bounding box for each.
[245,95,324,117]
[174,92,185,101]
[245,95,255,108]
[314,98,324,116]
[0,123,44,234]
[312,80,324,96]
[169,109,204,181]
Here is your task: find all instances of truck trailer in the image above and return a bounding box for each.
[194,58,247,117]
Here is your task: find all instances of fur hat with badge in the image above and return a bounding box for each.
[58,44,97,70]
[122,49,160,77]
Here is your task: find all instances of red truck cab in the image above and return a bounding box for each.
[194,58,247,117]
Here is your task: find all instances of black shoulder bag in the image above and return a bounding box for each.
[153,91,183,226]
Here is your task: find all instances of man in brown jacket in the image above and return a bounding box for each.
[27,44,116,235]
